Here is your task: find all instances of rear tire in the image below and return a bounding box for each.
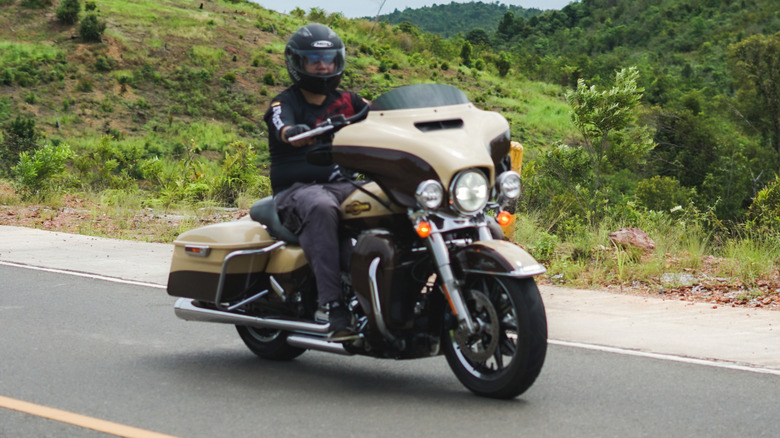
[442,276,547,399]
[236,325,306,361]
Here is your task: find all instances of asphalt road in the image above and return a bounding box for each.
[1,264,778,438]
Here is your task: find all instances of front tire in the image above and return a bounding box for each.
[236,325,306,361]
[442,276,547,399]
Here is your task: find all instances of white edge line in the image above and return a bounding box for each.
[549,339,780,377]
[4,259,779,376]
[0,260,167,290]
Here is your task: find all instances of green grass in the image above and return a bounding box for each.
[0,41,63,64]
[188,46,226,71]
[717,235,780,287]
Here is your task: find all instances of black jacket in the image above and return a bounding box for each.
[264,86,368,194]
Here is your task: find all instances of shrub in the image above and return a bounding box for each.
[212,141,268,205]
[72,136,155,190]
[84,0,95,10]
[94,55,117,72]
[56,0,81,24]
[79,13,106,42]
[12,143,73,199]
[746,175,780,233]
[262,71,275,86]
[1,114,40,175]
[0,68,13,85]
[635,176,691,212]
[222,72,237,84]
[76,77,93,92]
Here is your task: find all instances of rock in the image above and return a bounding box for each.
[608,227,655,251]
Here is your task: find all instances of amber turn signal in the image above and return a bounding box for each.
[497,211,514,227]
[415,221,432,238]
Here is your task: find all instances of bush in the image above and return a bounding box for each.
[1,114,40,175]
[56,0,81,24]
[635,175,691,212]
[72,136,157,190]
[222,72,236,84]
[12,143,73,199]
[212,141,268,205]
[79,13,106,42]
[76,77,93,92]
[94,55,117,72]
[262,71,275,86]
[746,175,780,233]
[0,68,14,86]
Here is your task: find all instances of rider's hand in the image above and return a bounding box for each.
[282,124,313,147]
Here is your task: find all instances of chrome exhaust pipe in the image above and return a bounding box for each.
[174,298,329,335]
[286,335,352,356]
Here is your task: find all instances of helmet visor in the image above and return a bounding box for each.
[291,48,345,77]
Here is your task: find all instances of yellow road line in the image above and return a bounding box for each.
[0,395,179,438]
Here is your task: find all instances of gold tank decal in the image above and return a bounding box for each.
[345,200,372,215]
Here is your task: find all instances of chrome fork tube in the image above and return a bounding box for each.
[427,231,477,334]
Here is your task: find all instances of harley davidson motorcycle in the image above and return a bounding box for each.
[167,83,547,399]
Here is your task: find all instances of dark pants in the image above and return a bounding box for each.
[274,181,355,306]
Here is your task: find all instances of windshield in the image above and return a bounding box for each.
[371,83,471,111]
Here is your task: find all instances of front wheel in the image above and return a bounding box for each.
[442,276,547,399]
[236,325,306,361]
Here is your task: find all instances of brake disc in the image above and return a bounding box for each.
[452,290,500,362]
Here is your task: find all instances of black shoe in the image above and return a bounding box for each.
[326,301,354,340]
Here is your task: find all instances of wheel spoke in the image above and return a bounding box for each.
[493,341,505,370]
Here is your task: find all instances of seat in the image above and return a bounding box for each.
[249,196,299,245]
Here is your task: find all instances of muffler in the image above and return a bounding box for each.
[174,297,329,335]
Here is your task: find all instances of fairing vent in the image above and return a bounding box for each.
[414,119,464,132]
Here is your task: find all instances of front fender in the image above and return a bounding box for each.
[453,240,546,278]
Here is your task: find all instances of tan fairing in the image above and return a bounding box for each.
[334,103,508,188]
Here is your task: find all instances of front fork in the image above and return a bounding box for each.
[426,229,479,334]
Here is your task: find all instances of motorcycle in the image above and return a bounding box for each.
[166,83,547,399]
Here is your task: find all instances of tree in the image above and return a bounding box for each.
[728,32,780,163]
[460,41,472,67]
[495,51,511,77]
[566,66,654,195]
[465,28,490,47]
[56,0,81,25]
[497,11,515,41]
[79,13,106,42]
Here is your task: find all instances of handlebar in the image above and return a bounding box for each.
[287,103,371,143]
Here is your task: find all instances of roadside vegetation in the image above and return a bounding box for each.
[0,0,778,308]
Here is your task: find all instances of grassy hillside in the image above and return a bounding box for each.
[0,0,572,157]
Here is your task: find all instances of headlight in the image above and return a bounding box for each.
[415,180,444,210]
[497,171,522,199]
[450,170,489,215]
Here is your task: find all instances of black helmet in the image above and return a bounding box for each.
[285,23,346,94]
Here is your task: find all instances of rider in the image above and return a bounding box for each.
[263,23,368,340]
